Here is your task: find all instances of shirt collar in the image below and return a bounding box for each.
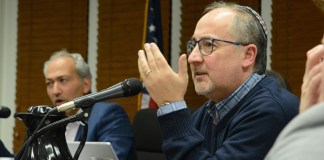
[208,73,265,122]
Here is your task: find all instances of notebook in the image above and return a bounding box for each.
[67,141,119,160]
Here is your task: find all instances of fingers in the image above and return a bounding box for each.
[150,43,169,70]
[143,43,170,71]
[144,43,159,72]
[303,44,324,87]
[178,54,188,79]
[319,62,324,102]
[138,43,164,78]
[138,50,151,80]
[306,65,321,98]
[300,43,324,112]
[138,43,172,82]
[300,67,322,113]
[305,45,324,75]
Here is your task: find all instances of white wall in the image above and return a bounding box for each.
[88,0,99,93]
[170,0,182,71]
[0,0,272,153]
[261,0,273,69]
[0,0,18,152]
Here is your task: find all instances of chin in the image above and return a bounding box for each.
[195,86,208,96]
[195,82,214,97]
[196,90,210,96]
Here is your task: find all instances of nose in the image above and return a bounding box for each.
[52,82,62,96]
[188,45,203,64]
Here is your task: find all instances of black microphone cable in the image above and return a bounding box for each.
[73,120,88,160]
[34,112,89,160]
[16,111,89,160]
[16,109,55,160]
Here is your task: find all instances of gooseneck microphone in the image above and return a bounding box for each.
[0,106,11,118]
[53,78,143,112]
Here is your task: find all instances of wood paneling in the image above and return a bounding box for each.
[271,0,323,97]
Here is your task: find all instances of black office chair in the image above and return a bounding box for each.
[133,108,165,160]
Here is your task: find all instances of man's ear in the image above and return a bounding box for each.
[242,44,257,68]
[82,77,91,94]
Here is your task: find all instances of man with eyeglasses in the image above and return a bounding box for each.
[137,1,299,160]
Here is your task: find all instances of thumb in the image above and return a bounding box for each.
[178,54,188,79]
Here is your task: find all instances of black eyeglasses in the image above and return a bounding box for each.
[186,38,246,56]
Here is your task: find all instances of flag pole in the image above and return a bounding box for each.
[137,0,150,110]
[142,0,149,45]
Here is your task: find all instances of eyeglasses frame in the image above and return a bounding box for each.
[186,37,248,56]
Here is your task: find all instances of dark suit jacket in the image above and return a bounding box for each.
[0,140,13,157]
[75,102,137,160]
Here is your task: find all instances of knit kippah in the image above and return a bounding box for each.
[243,6,268,40]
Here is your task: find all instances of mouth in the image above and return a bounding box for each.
[55,99,65,106]
[196,71,206,75]
[194,71,207,78]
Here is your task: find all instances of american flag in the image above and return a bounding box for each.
[145,0,163,49]
[138,0,163,110]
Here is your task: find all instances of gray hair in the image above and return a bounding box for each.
[204,1,268,74]
[43,49,92,79]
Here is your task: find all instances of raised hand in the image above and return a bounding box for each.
[137,43,189,106]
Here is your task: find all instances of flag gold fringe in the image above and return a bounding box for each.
[137,0,150,110]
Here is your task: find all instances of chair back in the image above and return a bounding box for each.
[133,108,164,160]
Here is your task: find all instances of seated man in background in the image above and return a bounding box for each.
[0,140,13,157]
[265,69,291,91]
[137,1,299,160]
[43,49,137,160]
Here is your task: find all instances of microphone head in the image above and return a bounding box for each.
[0,106,11,118]
[122,78,143,97]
